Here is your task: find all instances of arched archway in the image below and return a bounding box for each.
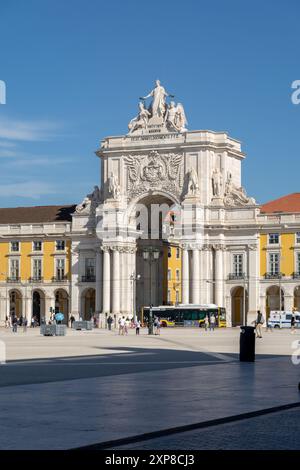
[294,286,300,310]
[132,193,178,313]
[55,289,69,325]
[81,288,95,320]
[231,286,248,326]
[32,290,45,325]
[9,290,22,319]
[266,285,284,317]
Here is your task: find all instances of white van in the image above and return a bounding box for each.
[267,311,300,329]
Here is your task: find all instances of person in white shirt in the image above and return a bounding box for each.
[135,320,141,335]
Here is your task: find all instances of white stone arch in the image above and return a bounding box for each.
[265,284,285,316]
[54,288,70,325]
[8,288,23,319]
[80,287,96,320]
[230,285,248,327]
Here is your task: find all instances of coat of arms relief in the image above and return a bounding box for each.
[124,151,183,200]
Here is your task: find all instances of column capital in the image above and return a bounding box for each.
[212,244,227,251]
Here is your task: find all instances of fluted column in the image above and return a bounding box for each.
[102,246,111,313]
[192,247,200,304]
[182,245,190,304]
[214,245,225,308]
[95,248,102,315]
[112,247,120,314]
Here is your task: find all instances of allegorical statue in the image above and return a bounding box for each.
[140,80,173,118]
[187,168,199,195]
[128,102,151,134]
[212,168,223,197]
[75,185,102,214]
[224,172,256,206]
[165,101,187,132]
[108,172,121,199]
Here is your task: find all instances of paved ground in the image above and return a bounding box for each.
[0,327,299,450]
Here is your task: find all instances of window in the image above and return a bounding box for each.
[10,241,19,252]
[233,254,243,276]
[176,247,180,259]
[56,240,65,251]
[168,268,172,281]
[10,259,19,279]
[167,289,171,303]
[296,252,300,275]
[33,241,42,252]
[85,258,95,279]
[296,233,300,244]
[268,233,279,245]
[32,259,42,280]
[176,269,180,282]
[56,259,65,280]
[269,253,280,275]
[175,290,180,304]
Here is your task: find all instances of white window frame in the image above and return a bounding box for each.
[175,290,180,304]
[9,258,20,279]
[268,252,280,275]
[32,240,43,252]
[295,251,300,275]
[296,232,300,245]
[232,253,244,276]
[175,268,180,282]
[167,289,171,303]
[85,258,96,278]
[168,268,172,281]
[10,241,20,253]
[32,258,43,280]
[55,257,66,280]
[268,233,280,245]
[55,239,66,252]
[176,247,180,259]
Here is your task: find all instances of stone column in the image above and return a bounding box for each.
[112,247,120,314]
[182,245,190,304]
[71,246,80,319]
[248,244,259,325]
[95,248,102,316]
[192,247,200,304]
[214,245,225,308]
[102,246,111,314]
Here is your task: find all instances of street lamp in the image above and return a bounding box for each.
[130,272,141,323]
[142,247,160,335]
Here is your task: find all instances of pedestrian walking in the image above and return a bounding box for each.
[23,317,28,333]
[135,319,141,335]
[291,309,296,334]
[209,314,216,331]
[204,315,209,331]
[125,317,130,335]
[12,316,18,333]
[120,316,126,335]
[255,310,264,338]
[107,315,113,331]
[70,315,75,327]
[31,316,35,328]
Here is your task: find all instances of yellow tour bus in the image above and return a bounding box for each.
[141,304,226,328]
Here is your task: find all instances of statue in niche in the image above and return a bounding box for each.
[128,102,151,134]
[108,172,121,200]
[212,168,223,197]
[187,168,199,195]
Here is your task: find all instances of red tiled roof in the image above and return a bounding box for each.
[260,193,300,214]
[0,205,76,224]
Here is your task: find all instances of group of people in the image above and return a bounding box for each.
[203,314,217,331]
[5,315,29,333]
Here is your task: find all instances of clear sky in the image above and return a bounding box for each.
[0,0,299,207]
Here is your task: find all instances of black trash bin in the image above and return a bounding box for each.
[240,326,255,362]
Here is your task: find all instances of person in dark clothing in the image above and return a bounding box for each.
[107,315,113,331]
[255,310,264,338]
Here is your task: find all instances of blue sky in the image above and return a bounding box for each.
[0,0,299,207]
